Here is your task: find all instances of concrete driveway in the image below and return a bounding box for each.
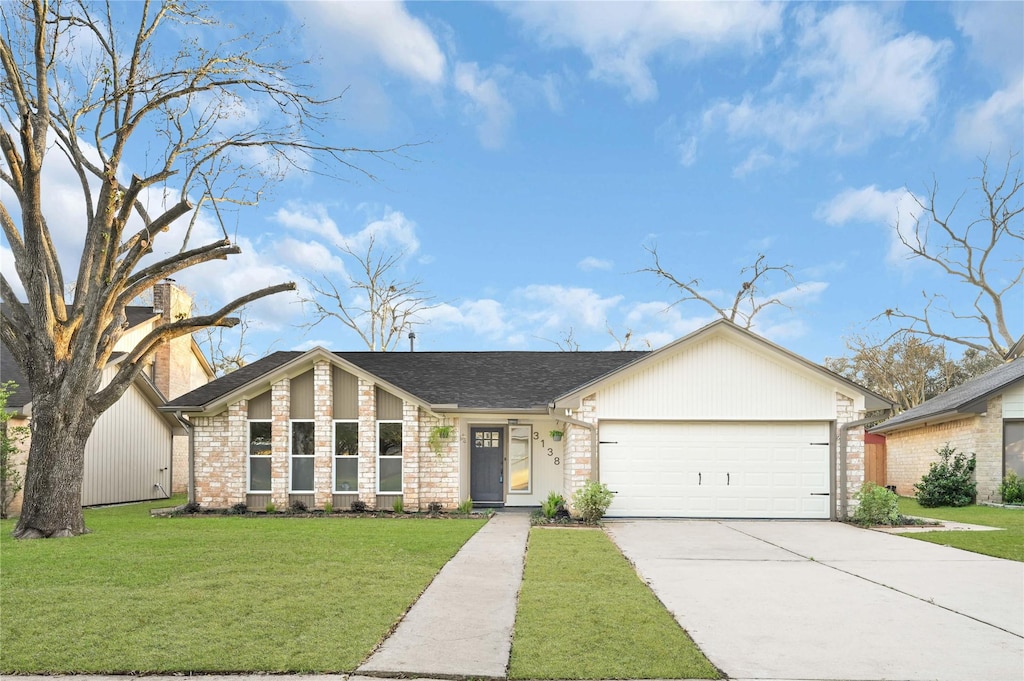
[606,520,1024,681]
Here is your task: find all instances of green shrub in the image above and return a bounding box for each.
[540,491,565,519]
[457,497,473,514]
[572,481,614,524]
[323,501,334,514]
[229,502,248,515]
[350,499,368,513]
[392,497,404,514]
[852,482,900,526]
[265,502,277,513]
[999,471,1024,504]
[914,444,977,508]
[289,499,309,513]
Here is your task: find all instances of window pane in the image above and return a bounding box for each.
[379,422,403,456]
[292,421,315,456]
[379,457,403,493]
[250,421,271,456]
[1006,422,1024,478]
[335,457,358,492]
[335,422,358,456]
[250,457,271,492]
[509,426,531,492]
[292,456,314,491]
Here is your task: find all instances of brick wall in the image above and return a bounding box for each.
[313,361,333,507]
[885,396,1003,502]
[563,395,597,512]
[836,392,864,517]
[418,413,461,509]
[192,400,247,507]
[357,378,377,507]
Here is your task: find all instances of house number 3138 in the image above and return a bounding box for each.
[533,431,560,466]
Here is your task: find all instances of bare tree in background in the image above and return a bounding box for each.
[879,153,1022,359]
[0,0,409,538]
[641,246,796,328]
[198,310,257,376]
[303,236,438,351]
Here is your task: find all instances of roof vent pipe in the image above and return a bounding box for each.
[409,331,416,352]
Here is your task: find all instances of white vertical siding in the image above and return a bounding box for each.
[1003,381,1024,419]
[82,367,172,505]
[596,333,838,421]
[112,319,156,353]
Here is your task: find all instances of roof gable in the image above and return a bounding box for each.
[554,319,892,412]
[873,358,1024,433]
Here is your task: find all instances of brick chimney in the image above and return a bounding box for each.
[151,279,194,399]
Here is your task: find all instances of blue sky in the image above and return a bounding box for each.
[4,1,1023,365]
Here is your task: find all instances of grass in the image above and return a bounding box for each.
[510,527,720,679]
[0,497,485,673]
[897,497,1024,562]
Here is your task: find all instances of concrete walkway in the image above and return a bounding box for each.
[607,519,1024,681]
[357,510,531,679]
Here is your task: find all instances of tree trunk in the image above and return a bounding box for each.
[12,401,95,539]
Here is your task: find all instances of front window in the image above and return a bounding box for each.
[290,421,315,492]
[378,421,403,493]
[248,421,272,492]
[509,425,532,493]
[334,421,359,492]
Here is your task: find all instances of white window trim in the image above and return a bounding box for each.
[377,420,403,495]
[247,419,273,494]
[333,419,359,494]
[508,424,533,495]
[289,419,316,493]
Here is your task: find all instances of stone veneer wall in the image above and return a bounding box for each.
[563,395,598,512]
[416,412,461,509]
[313,361,333,508]
[836,392,864,518]
[192,400,248,507]
[885,396,1002,502]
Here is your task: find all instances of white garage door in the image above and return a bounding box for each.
[599,421,831,519]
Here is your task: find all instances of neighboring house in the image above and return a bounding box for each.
[2,281,214,512]
[165,320,890,519]
[872,354,1024,502]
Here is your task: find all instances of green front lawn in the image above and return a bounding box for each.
[0,500,485,673]
[897,497,1024,562]
[510,527,719,680]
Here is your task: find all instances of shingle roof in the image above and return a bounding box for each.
[873,358,1024,432]
[1,304,159,409]
[164,350,649,411]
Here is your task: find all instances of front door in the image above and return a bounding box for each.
[470,427,504,504]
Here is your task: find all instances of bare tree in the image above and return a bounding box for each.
[880,153,1022,359]
[825,333,1001,413]
[198,309,257,376]
[606,322,652,351]
[0,1,407,538]
[641,246,796,328]
[302,236,438,351]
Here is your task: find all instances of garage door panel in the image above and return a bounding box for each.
[600,422,830,519]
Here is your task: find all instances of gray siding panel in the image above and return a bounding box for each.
[333,367,358,419]
[289,493,316,509]
[376,388,403,420]
[333,493,360,509]
[248,391,271,419]
[82,371,172,506]
[291,370,314,419]
[247,493,272,510]
[377,494,403,510]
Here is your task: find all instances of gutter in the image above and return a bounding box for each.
[839,414,888,520]
[173,410,195,505]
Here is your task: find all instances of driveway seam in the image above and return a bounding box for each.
[722,522,1024,640]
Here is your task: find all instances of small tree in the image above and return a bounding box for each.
[571,480,615,524]
[851,482,900,526]
[915,444,977,508]
[640,246,797,328]
[303,236,439,351]
[0,381,27,519]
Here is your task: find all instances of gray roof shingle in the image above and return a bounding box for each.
[164,350,649,411]
[873,358,1024,432]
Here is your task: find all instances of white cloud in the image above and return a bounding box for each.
[454,62,515,149]
[954,76,1024,156]
[298,2,446,85]
[275,203,345,243]
[503,2,783,102]
[732,149,776,178]
[578,256,614,272]
[703,5,950,155]
[817,185,922,264]
[517,285,623,330]
[953,2,1024,80]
